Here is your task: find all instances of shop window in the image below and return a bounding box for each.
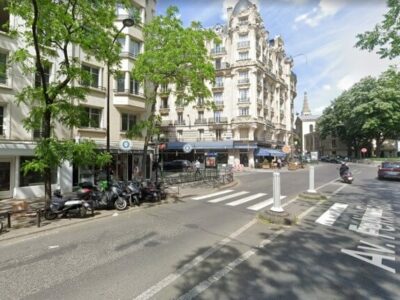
[121,113,136,131]
[20,156,57,187]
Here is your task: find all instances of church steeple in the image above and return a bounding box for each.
[301,91,311,116]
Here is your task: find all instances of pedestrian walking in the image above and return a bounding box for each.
[194,159,201,178]
[277,158,282,169]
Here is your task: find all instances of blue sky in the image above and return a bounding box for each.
[156,0,397,115]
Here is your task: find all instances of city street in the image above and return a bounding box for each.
[0,163,399,299]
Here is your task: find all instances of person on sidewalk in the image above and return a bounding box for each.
[194,159,201,178]
[277,158,282,169]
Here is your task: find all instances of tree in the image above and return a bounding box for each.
[8,0,132,206]
[356,0,400,59]
[318,68,400,158]
[130,6,218,177]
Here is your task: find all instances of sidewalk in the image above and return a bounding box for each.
[0,180,238,242]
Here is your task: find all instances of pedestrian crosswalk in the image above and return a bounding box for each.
[191,190,287,212]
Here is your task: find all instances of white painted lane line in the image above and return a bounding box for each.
[208,191,249,203]
[246,196,286,211]
[315,203,348,226]
[226,193,266,206]
[191,190,234,200]
[133,219,257,300]
[177,229,286,300]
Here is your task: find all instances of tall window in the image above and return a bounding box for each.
[82,107,101,128]
[129,39,141,57]
[162,98,168,108]
[214,92,223,104]
[215,76,223,87]
[198,129,204,140]
[198,111,204,120]
[121,113,136,131]
[238,33,248,41]
[177,112,183,124]
[117,37,126,51]
[33,119,46,139]
[215,58,222,70]
[238,51,249,60]
[0,106,3,135]
[0,1,9,33]
[82,65,100,88]
[116,73,125,92]
[214,111,221,122]
[177,130,183,141]
[129,78,140,94]
[239,107,249,116]
[309,124,314,133]
[0,52,6,84]
[239,89,249,101]
[215,129,222,141]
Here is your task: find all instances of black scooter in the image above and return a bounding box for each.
[122,181,141,206]
[44,190,90,220]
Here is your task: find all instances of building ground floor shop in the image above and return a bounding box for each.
[0,141,149,200]
[164,141,286,169]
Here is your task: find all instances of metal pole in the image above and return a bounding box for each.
[307,166,317,193]
[270,172,283,212]
[106,62,111,187]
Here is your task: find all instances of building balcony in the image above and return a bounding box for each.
[113,89,146,111]
[159,106,170,115]
[215,62,230,71]
[213,101,224,110]
[176,105,184,112]
[211,47,226,55]
[212,82,224,90]
[159,88,171,98]
[208,117,228,125]
[237,41,250,49]
[120,51,139,60]
[194,118,208,125]
[175,120,186,126]
[237,78,250,85]
[238,98,250,104]
[160,119,173,127]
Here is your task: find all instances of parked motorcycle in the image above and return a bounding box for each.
[341,171,354,184]
[139,180,161,202]
[121,181,141,206]
[78,181,128,210]
[44,190,90,220]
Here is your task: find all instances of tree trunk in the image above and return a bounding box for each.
[375,137,384,158]
[44,167,52,208]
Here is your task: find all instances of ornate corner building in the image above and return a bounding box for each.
[157,0,297,167]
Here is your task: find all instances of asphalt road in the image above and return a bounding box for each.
[0,163,398,299]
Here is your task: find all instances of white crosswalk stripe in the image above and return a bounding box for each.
[191,190,288,211]
[247,196,286,211]
[315,203,348,226]
[192,190,234,200]
[226,193,266,206]
[208,191,249,203]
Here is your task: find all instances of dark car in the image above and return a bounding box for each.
[163,160,192,172]
[378,162,400,180]
[329,158,342,164]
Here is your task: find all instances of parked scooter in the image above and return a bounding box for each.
[44,190,90,220]
[121,181,141,206]
[341,171,354,184]
[139,180,161,202]
[78,181,128,210]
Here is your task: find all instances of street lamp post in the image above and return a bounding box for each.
[106,18,135,186]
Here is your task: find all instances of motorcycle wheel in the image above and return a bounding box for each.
[114,197,128,210]
[44,210,58,220]
[79,206,87,218]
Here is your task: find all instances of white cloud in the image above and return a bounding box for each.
[294,0,346,27]
[323,84,331,90]
[337,75,356,91]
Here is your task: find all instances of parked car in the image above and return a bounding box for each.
[320,156,330,162]
[329,158,342,164]
[378,161,400,180]
[163,160,192,172]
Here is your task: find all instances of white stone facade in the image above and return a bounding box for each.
[0,0,156,199]
[156,0,297,167]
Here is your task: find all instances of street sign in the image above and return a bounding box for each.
[119,139,133,151]
[361,148,367,153]
[183,143,193,153]
[282,145,291,154]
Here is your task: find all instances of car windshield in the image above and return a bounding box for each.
[382,162,400,168]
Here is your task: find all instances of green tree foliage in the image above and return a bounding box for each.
[130,6,218,176]
[8,0,131,205]
[356,0,400,59]
[318,67,400,158]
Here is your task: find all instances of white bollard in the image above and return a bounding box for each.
[270,172,284,212]
[307,166,317,193]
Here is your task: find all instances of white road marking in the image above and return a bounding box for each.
[48,245,59,249]
[191,190,234,200]
[208,191,249,203]
[177,229,285,300]
[226,193,266,206]
[315,203,348,226]
[133,219,257,300]
[247,196,286,211]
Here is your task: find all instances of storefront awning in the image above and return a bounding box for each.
[255,148,286,157]
[234,142,258,149]
[166,141,233,150]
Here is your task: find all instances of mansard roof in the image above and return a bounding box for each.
[232,0,254,16]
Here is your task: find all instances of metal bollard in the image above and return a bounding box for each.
[37,209,41,227]
[270,172,284,212]
[7,211,11,228]
[307,166,317,193]
[91,201,94,216]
